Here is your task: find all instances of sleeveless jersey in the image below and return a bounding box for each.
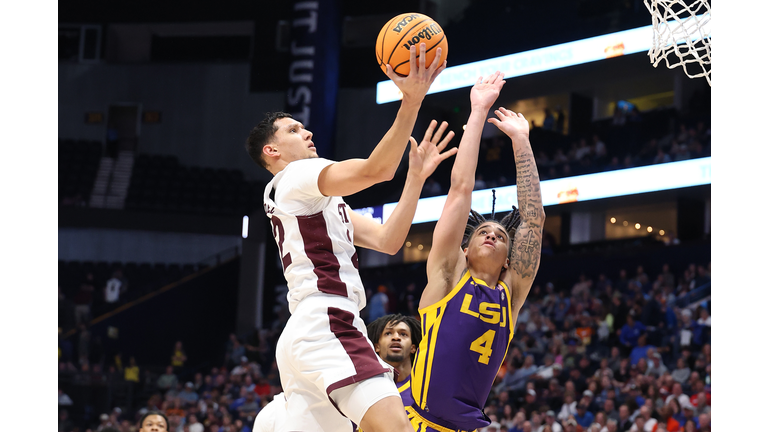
[410,271,514,431]
[398,375,414,408]
[263,158,365,314]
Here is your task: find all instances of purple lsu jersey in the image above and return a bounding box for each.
[410,271,514,431]
[398,375,414,408]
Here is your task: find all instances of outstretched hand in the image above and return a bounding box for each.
[470,71,506,112]
[385,43,447,104]
[407,119,457,181]
[488,107,530,140]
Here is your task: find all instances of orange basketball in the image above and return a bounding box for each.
[375,13,448,77]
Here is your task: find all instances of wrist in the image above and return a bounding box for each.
[470,103,491,112]
[400,95,423,110]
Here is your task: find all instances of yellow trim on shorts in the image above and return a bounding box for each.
[404,406,478,432]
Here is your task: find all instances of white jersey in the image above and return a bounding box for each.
[252,392,285,432]
[263,158,366,314]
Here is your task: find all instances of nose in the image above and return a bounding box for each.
[305,130,313,140]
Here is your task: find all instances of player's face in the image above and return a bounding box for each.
[271,118,317,163]
[466,222,510,270]
[376,321,415,365]
[139,414,168,432]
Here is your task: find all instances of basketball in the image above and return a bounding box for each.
[375,13,448,77]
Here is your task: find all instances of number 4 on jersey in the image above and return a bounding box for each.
[470,329,496,365]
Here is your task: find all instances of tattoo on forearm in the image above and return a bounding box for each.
[511,140,544,280]
[511,230,541,279]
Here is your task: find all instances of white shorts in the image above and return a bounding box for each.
[276,294,400,431]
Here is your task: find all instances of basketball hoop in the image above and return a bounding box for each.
[644,0,711,86]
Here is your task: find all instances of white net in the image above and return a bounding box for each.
[644,0,711,86]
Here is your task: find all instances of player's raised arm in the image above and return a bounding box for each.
[317,44,447,198]
[350,120,456,255]
[420,72,505,309]
[488,107,546,322]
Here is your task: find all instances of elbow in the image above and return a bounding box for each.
[369,166,396,184]
[449,178,474,194]
[383,242,402,256]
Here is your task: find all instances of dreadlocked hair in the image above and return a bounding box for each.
[366,313,422,364]
[462,206,523,259]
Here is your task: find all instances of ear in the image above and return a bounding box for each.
[374,344,380,353]
[263,143,280,159]
[410,344,417,354]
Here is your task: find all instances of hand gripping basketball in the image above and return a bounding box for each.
[385,43,447,104]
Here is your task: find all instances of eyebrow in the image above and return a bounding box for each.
[281,122,304,131]
[476,224,508,237]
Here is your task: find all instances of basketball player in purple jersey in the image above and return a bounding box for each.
[246,45,452,432]
[368,314,422,408]
[407,72,546,432]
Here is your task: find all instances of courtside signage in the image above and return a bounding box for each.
[354,157,711,224]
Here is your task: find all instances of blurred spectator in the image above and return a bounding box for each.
[104,269,127,304]
[543,108,556,130]
[58,409,74,432]
[180,382,200,406]
[237,391,260,421]
[59,287,77,333]
[557,392,578,423]
[555,107,566,133]
[74,273,96,325]
[670,358,690,384]
[172,340,188,372]
[367,285,390,323]
[124,356,140,383]
[619,316,646,357]
[573,403,594,428]
[188,414,205,432]
[157,365,179,391]
[58,388,74,406]
[538,410,562,432]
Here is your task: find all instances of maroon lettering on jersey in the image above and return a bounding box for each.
[297,212,348,297]
[270,216,292,271]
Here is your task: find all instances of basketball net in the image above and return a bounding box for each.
[644,0,711,86]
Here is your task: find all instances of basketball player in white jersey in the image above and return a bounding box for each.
[245,44,449,432]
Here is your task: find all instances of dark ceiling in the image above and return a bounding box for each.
[59,0,654,88]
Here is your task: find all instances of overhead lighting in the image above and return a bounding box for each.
[405,241,412,248]
[647,226,653,233]
[418,244,424,250]
[462,124,467,130]
[358,157,711,225]
[659,230,666,236]
[623,221,629,227]
[635,223,641,230]
[610,217,616,224]
[242,215,249,238]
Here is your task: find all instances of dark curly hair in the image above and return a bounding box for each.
[245,111,293,170]
[367,313,422,364]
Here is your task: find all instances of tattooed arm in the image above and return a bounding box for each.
[488,107,546,325]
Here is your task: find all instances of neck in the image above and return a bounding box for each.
[466,265,501,287]
[393,361,412,384]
